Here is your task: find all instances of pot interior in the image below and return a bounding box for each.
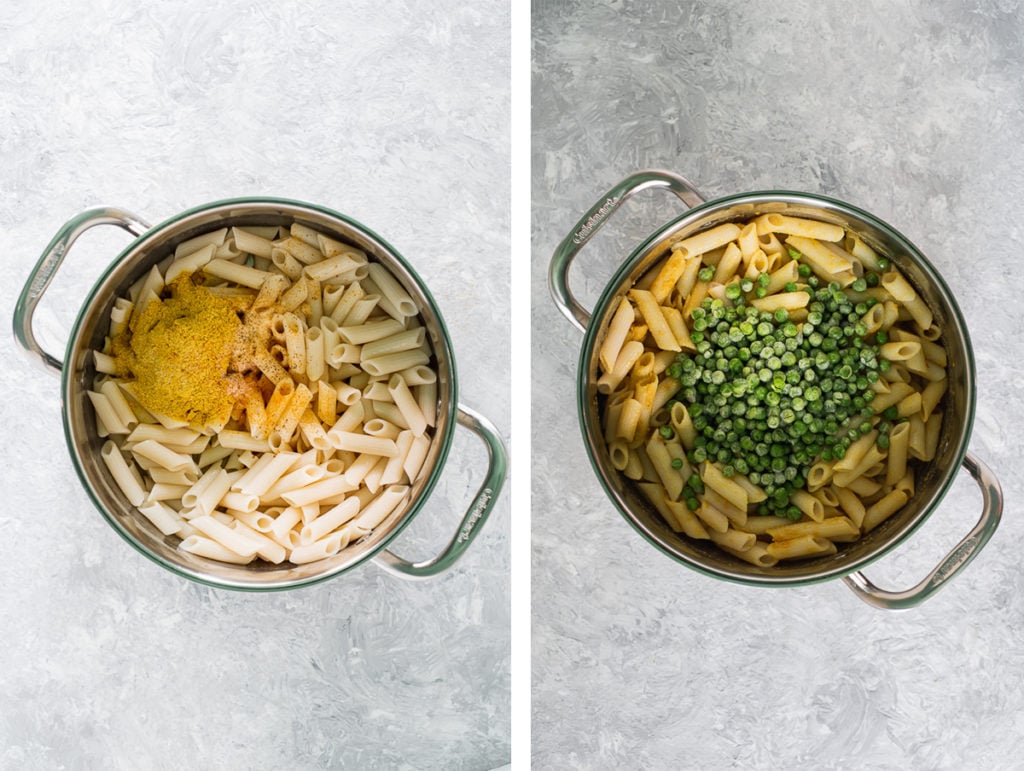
[64,199,456,590]
[580,193,975,586]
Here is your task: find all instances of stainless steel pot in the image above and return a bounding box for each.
[549,170,1002,610]
[15,197,507,591]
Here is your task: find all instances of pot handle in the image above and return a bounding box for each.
[842,451,1002,610]
[372,404,508,579]
[13,207,150,375]
[548,169,706,334]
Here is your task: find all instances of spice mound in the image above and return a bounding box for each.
[113,274,253,428]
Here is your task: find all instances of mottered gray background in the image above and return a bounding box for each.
[0,1,510,768]
[532,1,1020,769]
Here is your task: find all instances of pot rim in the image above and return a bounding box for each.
[61,196,459,591]
[576,189,977,587]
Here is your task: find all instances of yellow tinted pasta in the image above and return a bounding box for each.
[595,213,948,564]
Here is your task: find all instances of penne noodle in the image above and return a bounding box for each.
[139,500,184,536]
[767,516,859,543]
[766,536,838,561]
[305,326,326,383]
[99,380,139,432]
[722,542,778,567]
[180,535,255,564]
[756,214,844,241]
[175,228,227,258]
[629,288,681,352]
[131,439,198,475]
[302,497,361,543]
[231,520,287,563]
[231,227,275,259]
[862,490,909,533]
[88,390,128,436]
[403,434,431,482]
[328,432,399,457]
[749,291,810,313]
[645,433,685,502]
[360,327,426,361]
[366,263,417,317]
[351,486,409,531]
[362,349,431,377]
[189,515,260,558]
[694,500,730,534]
[670,223,742,258]
[700,462,747,512]
[202,258,274,289]
[596,340,645,395]
[303,253,361,283]
[712,243,743,285]
[101,441,147,506]
[785,235,855,285]
[387,374,428,437]
[708,527,756,553]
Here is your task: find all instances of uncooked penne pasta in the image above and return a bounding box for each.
[362,349,431,377]
[165,243,216,284]
[303,253,362,283]
[189,515,260,558]
[88,391,129,436]
[131,439,198,475]
[367,263,417,318]
[100,441,146,506]
[180,534,254,564]
[89,220,442,568]
[202,258,274,289]
[139,500,184,536]
[99,380,138,431]
[328,432,398,457]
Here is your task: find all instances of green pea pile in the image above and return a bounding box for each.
[665,253,894,520]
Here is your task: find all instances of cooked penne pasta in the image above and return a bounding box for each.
[862,489,910,533]
[708,527,756,552]
[755,214,844,242]
[629,288,681,352]
[766,535,837,560]
[670,223,742,259]
[595,212,948,564]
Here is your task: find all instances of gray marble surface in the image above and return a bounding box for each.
[1,1,510,769]
[533,2,1021,769]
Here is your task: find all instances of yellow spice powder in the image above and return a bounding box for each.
[113,274,253,428]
